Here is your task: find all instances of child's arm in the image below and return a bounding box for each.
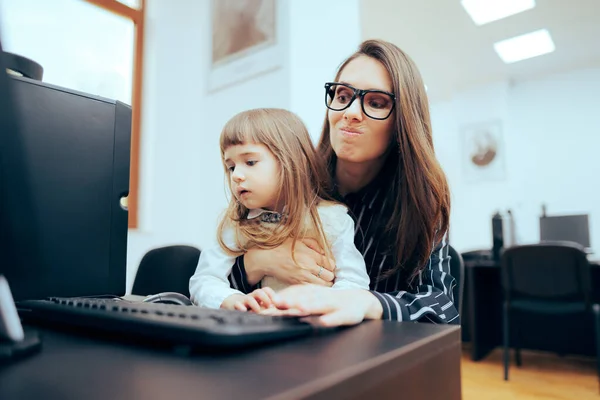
[330,213,371,290]
[189,228,245,309]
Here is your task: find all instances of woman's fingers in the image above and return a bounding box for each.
[313,264,335,282]
[296,248,335,284]
[318,310,363,327]
[301,238,325,254]
[270,285,377,327]
[302,269,334,287]
[259,306,308,317]
[320,254,336,272]
[299,239,336,272]
[234,302,247,312]
[273,285,334,313]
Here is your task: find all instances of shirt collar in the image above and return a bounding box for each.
[246,207,288,223]
[246,208,273,219]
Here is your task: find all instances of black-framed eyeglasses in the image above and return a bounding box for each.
[325,82,396,120]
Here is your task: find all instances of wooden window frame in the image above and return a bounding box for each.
[84,0,144,229]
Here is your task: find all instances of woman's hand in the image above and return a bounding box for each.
[267,285,384,327]
[243,238,336,286]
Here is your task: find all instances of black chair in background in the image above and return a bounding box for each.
[448,245,465,319]
[3,51,43,81]
[500,241,598,381]
[131,245,200,297]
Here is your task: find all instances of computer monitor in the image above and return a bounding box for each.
[0,38,131,301]
[539,214,591,250]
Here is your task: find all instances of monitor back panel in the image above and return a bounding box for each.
[1,76,130,300]
[540,214,590,248]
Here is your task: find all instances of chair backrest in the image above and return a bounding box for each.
[500,241,591,304]
[131,245,200,297]
[4,52,43,81]
[448,245,465,318]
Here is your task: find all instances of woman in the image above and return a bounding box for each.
[228,39,457,327]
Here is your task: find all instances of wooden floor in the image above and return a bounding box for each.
[461,345,598,400]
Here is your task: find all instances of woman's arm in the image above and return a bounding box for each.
[268,232,459,326]
[228,238,337,292]
[228,256,260,294]
[370,232,459,324]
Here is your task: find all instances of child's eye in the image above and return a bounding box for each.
[246,160,257,166]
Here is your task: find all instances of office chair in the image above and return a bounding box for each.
[3,52,43,81]
[131,245,200,297]
[448,245,465,319]
[500,241,596,381]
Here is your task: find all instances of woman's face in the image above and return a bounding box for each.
[328,55,396,164]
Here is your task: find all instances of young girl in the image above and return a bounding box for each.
[189,108,369,311]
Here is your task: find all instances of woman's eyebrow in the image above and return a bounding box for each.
[338,80,392,92]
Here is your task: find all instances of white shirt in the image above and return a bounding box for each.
[189,203,370,309]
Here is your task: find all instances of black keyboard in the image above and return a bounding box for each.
[16,297,321,350]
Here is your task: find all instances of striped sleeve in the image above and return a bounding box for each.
[370,233,460,324]
[228,255,260,294]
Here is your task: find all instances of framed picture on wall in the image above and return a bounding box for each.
[461,120,506,183]
[208,0,283,92]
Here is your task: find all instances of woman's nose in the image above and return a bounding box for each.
[343,97,364,121]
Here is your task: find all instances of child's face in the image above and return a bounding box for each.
[223,142,282,211]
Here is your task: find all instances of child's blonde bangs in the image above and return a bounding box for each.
[219,109,281,154]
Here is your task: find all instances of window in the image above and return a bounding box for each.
[1,0,144,228]
[1,0,134,102]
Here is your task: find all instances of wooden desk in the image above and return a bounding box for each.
[464,258,600,361]
[0,321,461,400]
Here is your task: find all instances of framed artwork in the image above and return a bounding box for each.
[208,0,282,92]
[461,120,506,183]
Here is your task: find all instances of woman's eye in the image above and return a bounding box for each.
[368,96,390,109]
[335,88,353,104]
[227,166,234,172]
[246,160,257,166]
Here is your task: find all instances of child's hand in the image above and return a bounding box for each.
[248,287,278,310]
[220,288,279,313]
[220,294,261,312]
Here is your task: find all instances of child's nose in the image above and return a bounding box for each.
[232,170,245,182]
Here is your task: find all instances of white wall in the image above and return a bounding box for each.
[433,68,600,254]
[288,0,361,142]
[126,0,360,292]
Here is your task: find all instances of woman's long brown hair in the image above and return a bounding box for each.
[218,108,335,266]
[318,39,451,282]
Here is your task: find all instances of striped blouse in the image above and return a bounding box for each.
[228,164,459,325]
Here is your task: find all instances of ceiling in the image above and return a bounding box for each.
[361,0,600,101]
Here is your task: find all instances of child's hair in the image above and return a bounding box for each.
[217,108,334,266]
